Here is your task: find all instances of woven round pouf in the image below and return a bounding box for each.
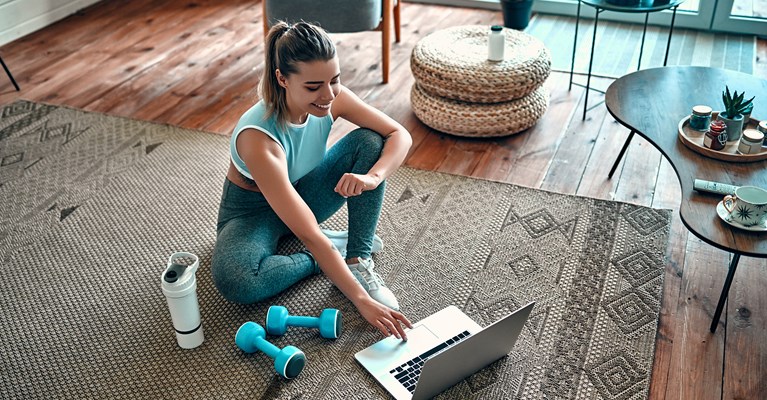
[411,25,550,103]
[410,83,549,138]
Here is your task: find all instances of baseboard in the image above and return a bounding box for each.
[0,0,101,47]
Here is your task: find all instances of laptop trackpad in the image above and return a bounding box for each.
[406,325,439,347]
[356,325,439,373]
[376,325,438,355]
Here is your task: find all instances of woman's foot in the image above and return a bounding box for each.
[346,258,399,311]
[321,229,383,258]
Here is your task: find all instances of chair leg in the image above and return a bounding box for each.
[381,0,392,83]
[394,0,401,43]
[0,55,20,91]
[262,1,269,41]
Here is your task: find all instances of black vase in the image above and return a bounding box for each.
[501,0,533,30]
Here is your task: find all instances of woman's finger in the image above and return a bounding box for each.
[380,317,401,339]
[387,316,407,340]
[335,176,351,197]
[342,177,355,197]
[393,311,413,329]
[374,320,390,337]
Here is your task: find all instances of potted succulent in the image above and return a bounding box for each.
[742,102,754,124]
[718,86,754,142]
[500,0,534,30]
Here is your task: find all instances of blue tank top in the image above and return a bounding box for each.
[230,101,333,184]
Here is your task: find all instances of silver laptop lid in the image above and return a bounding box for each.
[411,302,535,400]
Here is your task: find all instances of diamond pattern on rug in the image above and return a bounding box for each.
[603,291,657,335]
[0,101,672,400]
[622,207,670,236]
[585,350,647,399]
[614,249,663,287]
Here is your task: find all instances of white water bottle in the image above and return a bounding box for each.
[161,252,204,349]
[488,25,505,62]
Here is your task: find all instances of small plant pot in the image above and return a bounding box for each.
[501,0,534,30]
[717,113,744,142]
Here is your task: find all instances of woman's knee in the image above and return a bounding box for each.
[348,128,385,157]
[211,247,270,304]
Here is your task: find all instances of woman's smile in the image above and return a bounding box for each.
[311,102,331,110]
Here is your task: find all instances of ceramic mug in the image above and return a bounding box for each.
[723,186,767,227]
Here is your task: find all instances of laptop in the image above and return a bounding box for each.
[354,302,535,400]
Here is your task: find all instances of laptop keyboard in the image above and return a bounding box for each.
[389,330,471,394]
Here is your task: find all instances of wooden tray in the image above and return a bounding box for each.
[678,112,766,162]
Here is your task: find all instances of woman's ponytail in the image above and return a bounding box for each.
[259,21,291,125]
[258,21,336,128]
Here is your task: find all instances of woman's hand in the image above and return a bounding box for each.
[355,297,413,340]
[334,173,382,198]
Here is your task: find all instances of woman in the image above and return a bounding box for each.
[211,21,413,339]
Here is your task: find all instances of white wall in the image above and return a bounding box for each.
[0,0,102,46]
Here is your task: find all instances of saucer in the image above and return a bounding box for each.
[716,201,767,232]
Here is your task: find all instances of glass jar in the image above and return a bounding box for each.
[704,120,727,151]
[738,129,764,155]
[689,105,712,131]
[758,120,767,146]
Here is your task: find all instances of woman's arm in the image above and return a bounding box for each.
[236,129,412,338]
[330,85,412,197]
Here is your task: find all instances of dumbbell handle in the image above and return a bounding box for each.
[253,336,281,359]
[286,315,319,328]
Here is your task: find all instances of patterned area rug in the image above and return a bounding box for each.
[527,14,755,77]
[0,101,672,399]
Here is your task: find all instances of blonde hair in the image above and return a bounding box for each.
[259,21,336,128]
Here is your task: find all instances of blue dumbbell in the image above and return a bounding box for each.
[235,322,306,379]
[265,305,342,339]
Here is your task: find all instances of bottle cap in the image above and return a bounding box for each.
[161,252,200,298]
[692,105,712,115]
[742,129,764,143]
[491,25,503,31]
[709,120,726,132]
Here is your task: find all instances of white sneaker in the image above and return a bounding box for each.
[322,229,383,258]
[347,258,400,311]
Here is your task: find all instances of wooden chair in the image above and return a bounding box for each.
[262,0,400,84]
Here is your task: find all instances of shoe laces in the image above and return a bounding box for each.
[353,259,385,291]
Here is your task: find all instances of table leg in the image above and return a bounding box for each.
[637,13,649,70]
[582,8,601,121]
[608,130,634,179]
[710,253,741,333]
[569,0,582,91]
[663,6,679,66]
[0,55,20,92]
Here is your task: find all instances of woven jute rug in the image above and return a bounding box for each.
[0,101,671,399]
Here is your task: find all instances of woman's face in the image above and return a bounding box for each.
[278,56,341,124]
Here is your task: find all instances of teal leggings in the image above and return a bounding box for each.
[211,128,385,304]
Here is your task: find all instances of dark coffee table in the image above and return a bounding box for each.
[605,66,767,332]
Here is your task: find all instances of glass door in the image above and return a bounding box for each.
[422,0,766,35]
[712,0,767,35]
[530,0,714,30]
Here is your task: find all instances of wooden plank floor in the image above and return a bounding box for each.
[1,1,765,398]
